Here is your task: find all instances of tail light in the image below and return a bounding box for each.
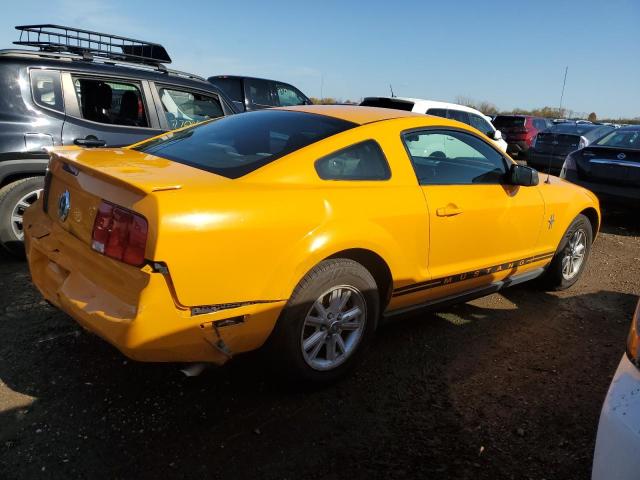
[91,200,148,267]
[626,300,640,370]
[578,136,588,149]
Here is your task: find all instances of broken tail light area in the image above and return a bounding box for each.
[91,200,148,267]
[626,299,640,370]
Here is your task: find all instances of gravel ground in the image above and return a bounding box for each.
[1,209,639,480]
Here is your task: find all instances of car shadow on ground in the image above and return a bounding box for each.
[0,281,634,480]
[599,205,640,237]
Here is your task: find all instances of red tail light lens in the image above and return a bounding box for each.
[91,201,148,266]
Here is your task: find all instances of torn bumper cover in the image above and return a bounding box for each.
[24,204,285,365]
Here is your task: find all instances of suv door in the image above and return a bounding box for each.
[402,128,545,300]
[61,72,163,147]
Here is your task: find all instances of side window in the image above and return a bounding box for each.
[158,88,224,129]
[275,83,306,106]
[403,130,507,185]
[212,78,243,103]
[469,114,493,135]
[447,109,471,125]
[245,78,275,108]
[315,140,391,181]
[30,69,63,112]
[426,108,447,118]
[72,77,148,127]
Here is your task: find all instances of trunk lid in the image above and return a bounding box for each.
[576,146,640,186]
[44,147,229,249]
[534,132,581,155]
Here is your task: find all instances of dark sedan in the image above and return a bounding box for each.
[560,126,640,206]
[528,123,614,173]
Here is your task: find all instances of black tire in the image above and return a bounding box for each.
[0,177,44,257]
[541,214,593,291]
[269,258,379,384]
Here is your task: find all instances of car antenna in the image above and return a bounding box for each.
[389,83,395,98]
[547,66,569,184]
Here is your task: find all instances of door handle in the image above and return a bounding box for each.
[436,205,463,217]
[74,136,106,147]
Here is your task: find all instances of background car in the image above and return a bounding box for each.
[0,24,238,256]
[561,126,640,206]
[527,123,615,174]
[208,75,312,112]
[592,298,640,480]
[492,114,552,158]
[360,96,508,152]
[24,105,599,383]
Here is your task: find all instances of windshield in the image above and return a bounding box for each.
[134,110,356,178]
[595,129,640,150]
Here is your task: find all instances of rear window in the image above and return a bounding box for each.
[595,129,640,150]
[548,124,600,135]
[493,116,525,128]
[134,110,356,179]
[360,98,414,111]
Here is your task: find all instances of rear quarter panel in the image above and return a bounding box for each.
[151,120,430,307]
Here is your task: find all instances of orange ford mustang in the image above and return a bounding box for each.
[23,105,600,382]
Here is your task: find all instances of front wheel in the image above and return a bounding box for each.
[269,259,379,383]
[0,177,44,257]
[541,214,593,290]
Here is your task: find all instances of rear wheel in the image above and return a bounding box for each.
[0,177,44,256]
[541,214,593,290]
[269,259,379,383]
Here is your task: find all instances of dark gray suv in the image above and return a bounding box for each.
[0,24,238,255]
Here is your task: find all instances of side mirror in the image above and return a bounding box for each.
[492,130,503,140]
[509,163,539,186]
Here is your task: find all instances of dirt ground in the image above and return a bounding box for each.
[1,208,639,480]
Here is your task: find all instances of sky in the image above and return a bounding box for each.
[1,0,639,119]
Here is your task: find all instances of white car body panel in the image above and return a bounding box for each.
[391,97,509,153]
[592,354,640,480]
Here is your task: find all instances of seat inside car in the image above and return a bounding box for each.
[117,90,140,126]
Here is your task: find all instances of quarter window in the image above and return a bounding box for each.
[403,130,507,185]
[315,140,390,181]
[30,69,63,112]
[73,77,148,127]
[276,83,306,106]
[469,114,493,135]
[158,88,224,129]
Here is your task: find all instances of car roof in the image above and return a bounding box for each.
[209,74,286,84]
[0,49,218,91]
[276,104,425,125]
[388,97,487,116]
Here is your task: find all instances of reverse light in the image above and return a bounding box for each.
[91,200,148,266]
[560,152,578,178]
[626,299,640,370]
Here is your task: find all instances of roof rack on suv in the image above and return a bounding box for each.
[14,24,171,65]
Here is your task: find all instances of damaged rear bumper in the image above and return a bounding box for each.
[24,201,286,365]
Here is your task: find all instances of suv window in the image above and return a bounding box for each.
[73,77,148,127]
[246,78,274,108]
[212,78,243,103]
[426,108,447,118]
[315,140,390,180]
[469,114,493,135]
[403,130,507,185]
[276,83,306,107]
[447,109,471,125]
[158,88,224,129]
[30,69,63,112]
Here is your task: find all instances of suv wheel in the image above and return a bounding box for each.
[0,177,44,256]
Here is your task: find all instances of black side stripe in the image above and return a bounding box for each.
[392,252,555,297]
